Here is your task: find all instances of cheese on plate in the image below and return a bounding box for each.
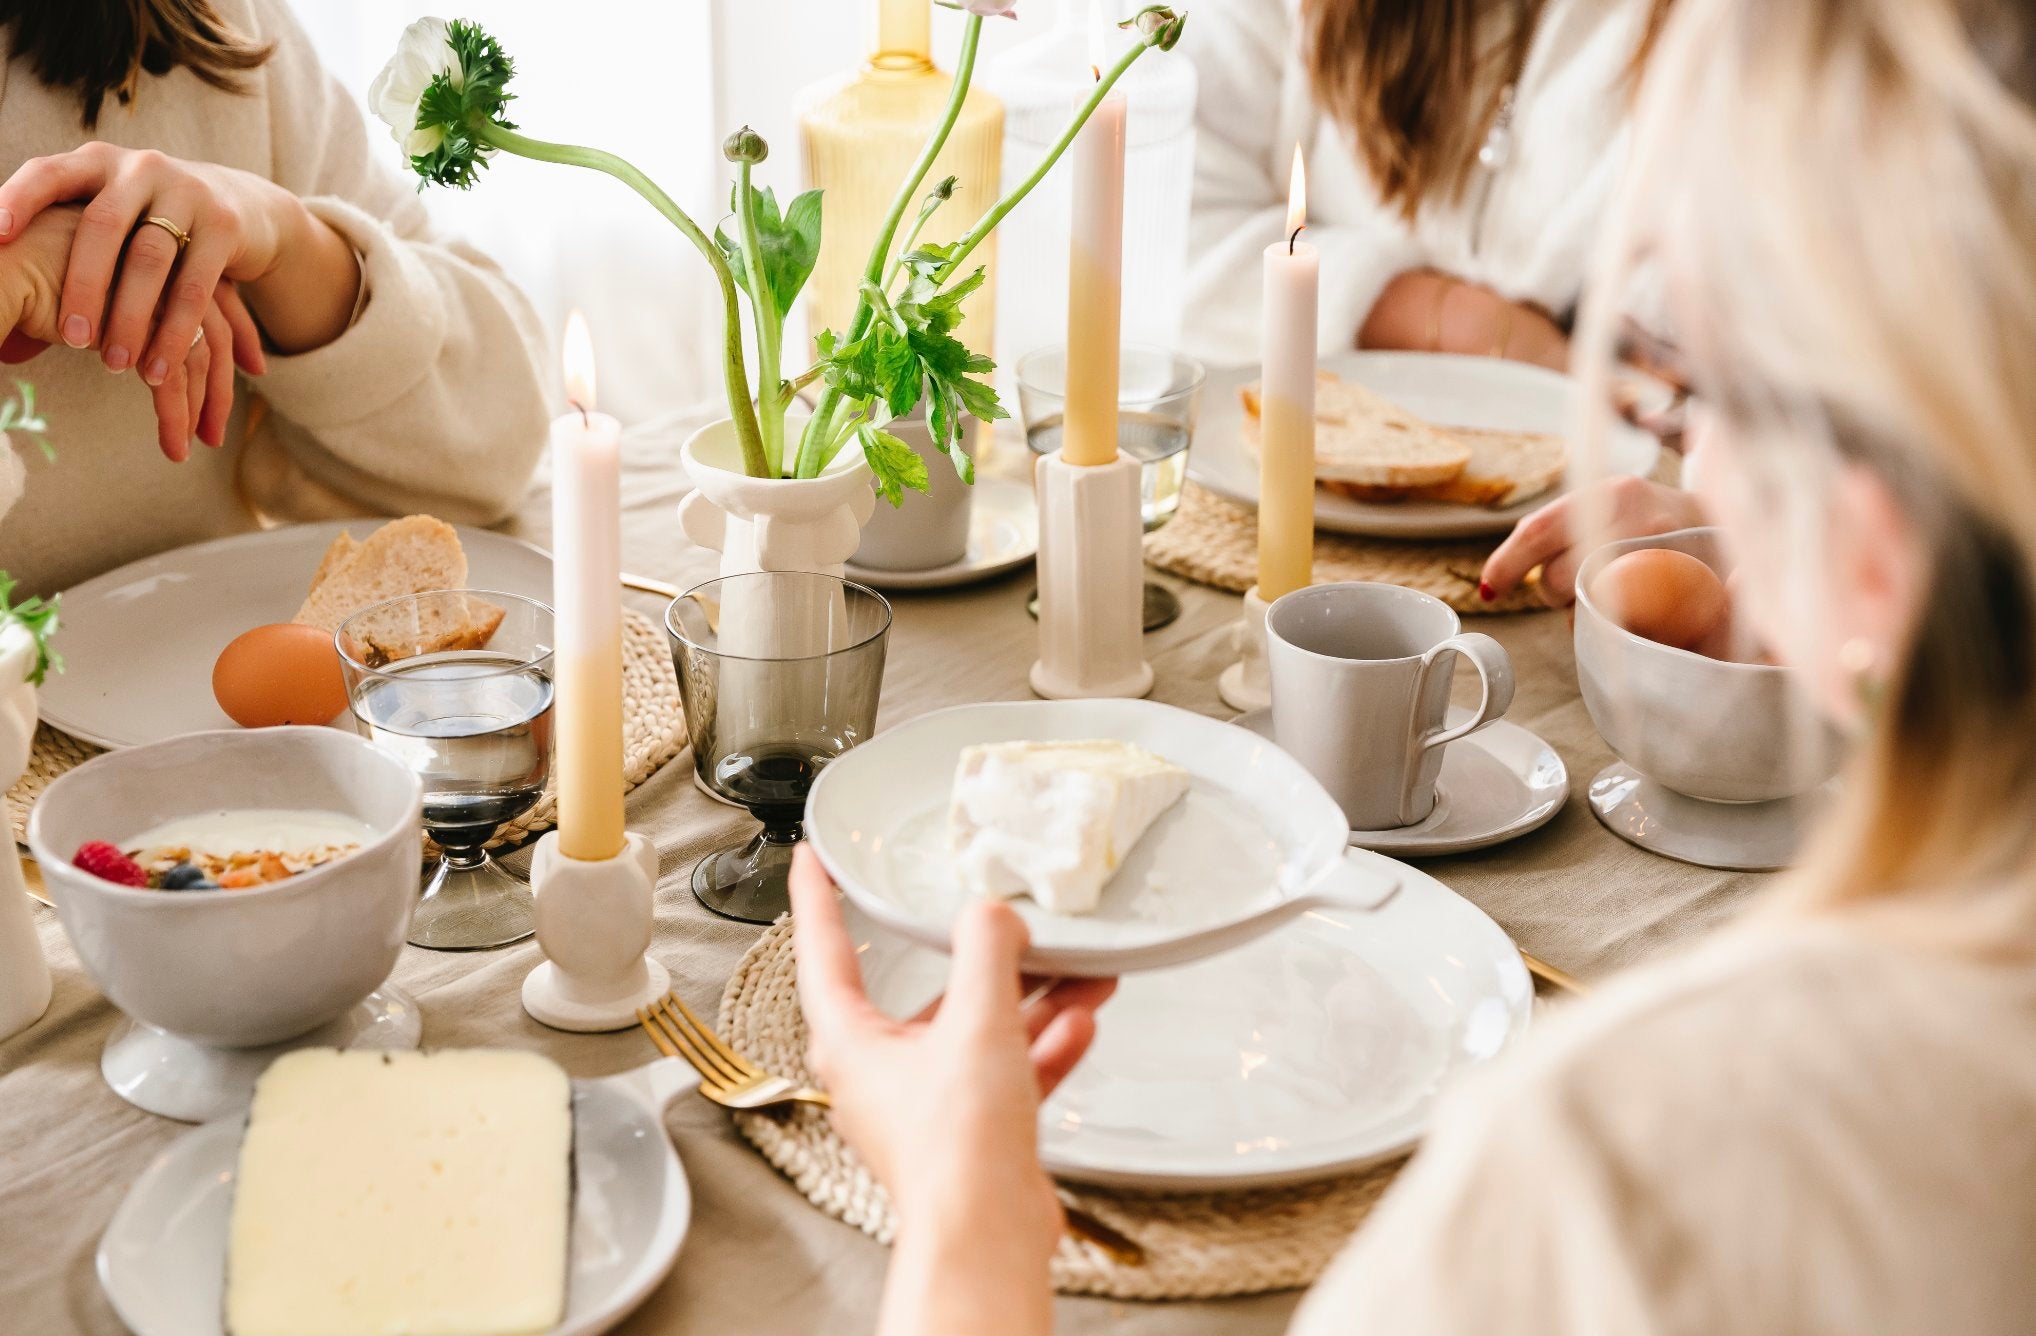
[225,1048,572,1336]
[949,740,1191,914]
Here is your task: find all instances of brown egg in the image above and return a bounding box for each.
[212,624,350,728]
[1590,548,1731,653]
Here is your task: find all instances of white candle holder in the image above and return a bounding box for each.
[1217,586,1275,713]
[1030,450,1154,700]
[521,830,670,1033]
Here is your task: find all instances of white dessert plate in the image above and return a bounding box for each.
[1589,761,1830,872]
[1233,708,1570,856]
[853,848,1533,1189]
[97,1061,696,1336]
[845,476,1037,591]
[39,521,555,750]
[1191,351,1662,539]
[805,699,1396,977]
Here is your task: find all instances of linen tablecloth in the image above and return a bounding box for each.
[0,409,1764,1333]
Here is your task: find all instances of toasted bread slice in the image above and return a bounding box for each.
[1242,372,1470,489]
[1415,426,1567,508]
[293,516,504,658]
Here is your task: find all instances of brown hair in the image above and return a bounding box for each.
[0,0,274,128]
[1302,0,1674,219]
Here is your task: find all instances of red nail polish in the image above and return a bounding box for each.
[1478,581,1496,603]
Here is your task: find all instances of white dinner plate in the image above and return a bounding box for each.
[1191,351,1662,538]
[853,848,1534,1190]
[845,476,1038,591]
[806,699,1396,977]
[40,521,555,749]
[97,1063,695,1336]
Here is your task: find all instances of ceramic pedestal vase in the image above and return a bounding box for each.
[0,626,52,1041]
[679,416,876,583]
[852,412,976,573]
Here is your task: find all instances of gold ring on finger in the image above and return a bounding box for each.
[140,215,191,251]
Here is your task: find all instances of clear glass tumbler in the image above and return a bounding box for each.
[1016,343,1207,629]
[665,572,892,924]
[337,590,555,951]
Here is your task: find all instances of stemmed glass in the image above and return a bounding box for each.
[1017,343,1207,630]
[337,591,555,951]
[666,572,891,923]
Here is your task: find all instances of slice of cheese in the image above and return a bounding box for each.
[950,740,1191,915]
[225,1048,572,1336]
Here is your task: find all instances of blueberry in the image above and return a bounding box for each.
[159,863,217,891]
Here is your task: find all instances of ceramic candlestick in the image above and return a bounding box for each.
[1030,450,1153,700]
[0,627,50,1042]
[1217,586,1274,713]
[522,830,670,1033]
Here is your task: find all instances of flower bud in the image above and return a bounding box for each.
[1122,5,1186,51]
[723,126,769,166]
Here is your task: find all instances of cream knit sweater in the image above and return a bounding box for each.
[0,0,552,595]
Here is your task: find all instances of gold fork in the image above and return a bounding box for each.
[636,990,1147,1266]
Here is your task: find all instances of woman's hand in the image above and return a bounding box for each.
[0,143,361,375]
[1480,475,1708,606]
[1360,270,1569,370]
[0,205,256,460]
[791,846,1113,1336]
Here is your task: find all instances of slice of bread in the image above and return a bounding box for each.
[294,516,504,659]
[1415,426,1567,508]
[1242,371,1470,489]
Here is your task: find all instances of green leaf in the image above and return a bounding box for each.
[723,183,824,321]
[858,423,929,506]
[0,574,60,686]
[0,379,52,460]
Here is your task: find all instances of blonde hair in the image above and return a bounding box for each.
[1576,0,2036,918]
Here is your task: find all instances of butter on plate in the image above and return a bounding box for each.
[950,740,1191,915]
[224,1048,572,1336]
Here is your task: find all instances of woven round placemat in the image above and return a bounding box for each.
[1146,483,1540,614]
[7,607,687,850]
[720,916,1404,1300]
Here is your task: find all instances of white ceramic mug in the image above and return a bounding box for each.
[1267,582,1516,830]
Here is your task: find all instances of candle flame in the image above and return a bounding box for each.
[1285,147,1308,236]
[562,310,596,412]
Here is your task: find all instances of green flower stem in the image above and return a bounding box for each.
[933,41,1146,287]
[734,159,785,476]
[479,124,770,478]
[793,15,986,479]
[882,188,950,291]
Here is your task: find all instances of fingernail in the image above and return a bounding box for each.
[143,356,169,386]
[1478,581,1496,603]
[105,345,130,373]
[62,314,90,348]
[0,208,14,235]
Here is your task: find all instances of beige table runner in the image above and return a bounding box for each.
[0,412,1765,1335]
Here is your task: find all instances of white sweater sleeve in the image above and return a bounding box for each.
[1180,0,1425,366]
[233,0,554,525]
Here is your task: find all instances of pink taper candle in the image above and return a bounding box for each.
[1059,12,1126,469]
[551,312,627,862]
[1257,148,1318,600]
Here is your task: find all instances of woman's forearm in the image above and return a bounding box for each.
[241,201,361,354]
[1360,269,1569,370]
[881,1221,1056,1336]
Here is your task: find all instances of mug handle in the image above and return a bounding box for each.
[1413,632,1516,755]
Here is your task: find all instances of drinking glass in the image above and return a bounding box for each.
[1016,343,1206,630]
[665,572,891,924]
[337,591,555,951]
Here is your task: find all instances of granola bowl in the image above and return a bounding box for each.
[29,727,422,1054]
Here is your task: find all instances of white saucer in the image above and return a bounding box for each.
[1588,762,1827,871]
[1232,709,1568,856]
[102,985,422,1123]
[854,848,1533,1190]
[845,476,1037,591]
[97,1061,696,1336]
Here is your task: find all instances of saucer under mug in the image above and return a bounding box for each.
[1234,709,1567,856]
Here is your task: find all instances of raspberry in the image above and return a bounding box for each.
[72,841,149,888]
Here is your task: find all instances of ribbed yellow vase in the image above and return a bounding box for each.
[796,0,1004,365]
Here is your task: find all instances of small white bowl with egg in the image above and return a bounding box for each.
[29,727,424,1119]
[1574,528,1847,868]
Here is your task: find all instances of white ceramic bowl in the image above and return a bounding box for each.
[1574,529,1844,803]
[28,727,423,1047]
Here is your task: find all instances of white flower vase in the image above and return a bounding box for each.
[851,411,976,573]
[0,625,52,1041]
[679,416,876,583]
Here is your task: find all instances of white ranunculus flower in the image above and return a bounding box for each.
[963,1,1018,16]
[369,17,462,160]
